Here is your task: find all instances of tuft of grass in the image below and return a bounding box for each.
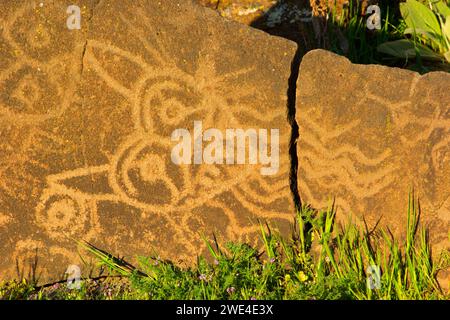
[1,195,448,300]
[296,194,449,300]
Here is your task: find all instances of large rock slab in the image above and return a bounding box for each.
[296,49,450,254]
[0,0,297,282]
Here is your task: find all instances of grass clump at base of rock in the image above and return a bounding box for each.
[1,195,449,300]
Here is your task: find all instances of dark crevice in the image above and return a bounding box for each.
[287,48,302,212]
[249,3,306,213]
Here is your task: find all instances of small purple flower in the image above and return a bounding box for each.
[269,258,276,263]
[226,287,236,294]
[214,259,219,266]
[154,260,159,266]
[199,274,207,281]
[250,297,257,300]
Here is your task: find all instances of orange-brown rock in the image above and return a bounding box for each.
[296,50,450,256]
[0,0,297,283]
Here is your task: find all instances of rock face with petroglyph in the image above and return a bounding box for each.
[296,49,450,254]
[0,1,297,282]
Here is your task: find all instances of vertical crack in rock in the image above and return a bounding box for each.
[77,0,102,170]
[80,0,102,78]
[80,40,88,77]
[287,48,302,211]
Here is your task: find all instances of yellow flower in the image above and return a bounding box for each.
[285,274,291,282]
[298,271,308,282]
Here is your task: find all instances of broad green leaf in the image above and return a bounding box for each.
[434,1,450,18]
[404,27,443,45]
[377,39,443,61]
[377,40,416,58]
[401,0,442,36]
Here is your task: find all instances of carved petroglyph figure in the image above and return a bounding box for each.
[297,50,450,255]
[0,1,296,282]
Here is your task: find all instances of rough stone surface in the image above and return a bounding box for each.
[0,0,297,282]
[296,49,450,256]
